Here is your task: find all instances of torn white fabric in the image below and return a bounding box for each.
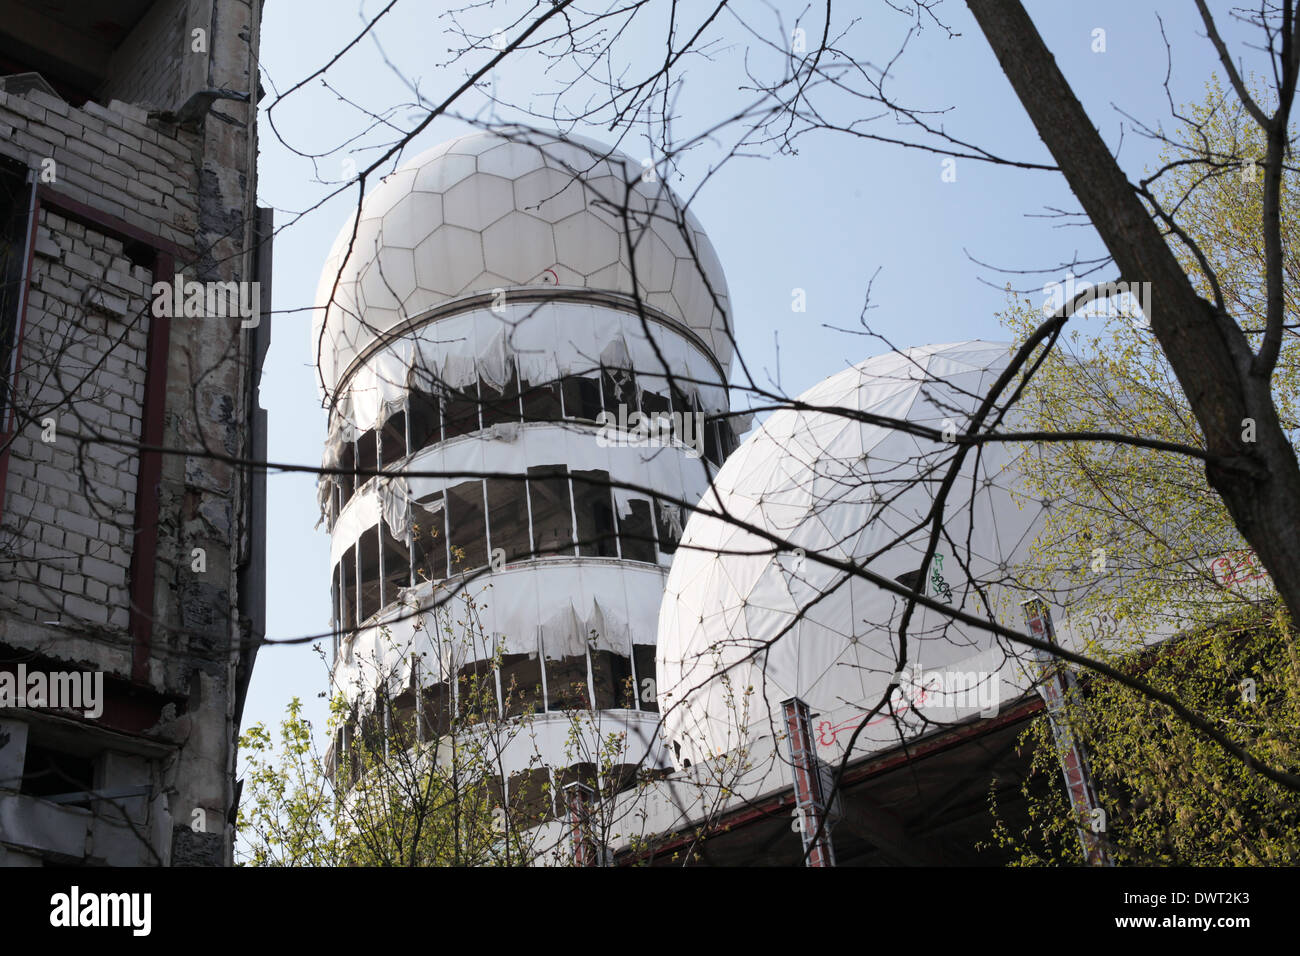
[377,476,412,541]
[316,300,731,527]
[333,559,666,720]
[333,300,728,437]
[315,478,332,531]
[611,487,639,521]
[541,604,585,659]
[329,421,713,567]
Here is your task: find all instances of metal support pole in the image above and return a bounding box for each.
[564,781,598,866]
[781,697,836,867]
[1020,597,1113,866]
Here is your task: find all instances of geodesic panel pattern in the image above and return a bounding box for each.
[313,127,733,391]
[656,342,1063,767]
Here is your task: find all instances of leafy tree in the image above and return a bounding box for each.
[237,599,551,866]
[992,78,1300,864]
[988,602,1300,865]
[237,668,534,866]
[237,594,754,866]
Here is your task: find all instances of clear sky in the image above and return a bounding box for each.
[243,0,1251,751]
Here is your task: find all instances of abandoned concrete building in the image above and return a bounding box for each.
[0,0,268,866]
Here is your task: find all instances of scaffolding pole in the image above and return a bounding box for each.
[1021,597,1113,866]
[564,781,599,866]
[782,696,836,867]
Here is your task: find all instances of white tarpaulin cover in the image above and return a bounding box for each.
[333,300,729,433]
[316,300,729,526]
[329,420,715,567]
[656,341,1108,767]
[333,559,667,718]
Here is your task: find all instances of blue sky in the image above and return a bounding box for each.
[243,0,1251,748]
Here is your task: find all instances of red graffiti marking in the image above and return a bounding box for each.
[816,690,928,748]
[1212,549,1267,588]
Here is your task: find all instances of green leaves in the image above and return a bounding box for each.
[991,75,1300,863]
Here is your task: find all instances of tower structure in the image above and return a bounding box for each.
[312,128,736,835]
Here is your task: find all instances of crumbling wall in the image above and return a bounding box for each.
[0,90,199,667]
[0,90,200,247]
[148,0,263,867]
[0,208,151,641]
[0,0,265,868]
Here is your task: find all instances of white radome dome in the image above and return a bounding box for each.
[655,341,1058,767]
[312,127,733,392]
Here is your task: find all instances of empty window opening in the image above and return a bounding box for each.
[633,644,659,712]
[590,650,635,709]
[443,383,480,440]
[340,544,357,630]
[499,653,545,718]
[420,682,454,738]
[508,767,554,828]
[388,689,419,750]
[573,469,618,558]
[380,410,407,465]
[561,374,602,421]
[486,478,531,564]
[601,367,635,413]
[21,743,96,803]
[481,364,522,429]
[639,383,671,423]
[356,429,378,491]
[380,524,410,604]
[412,493,447,583]
[653,497,683,556]
[456,659,499,720]
[358,526,381,621]
[527,466,575,557]
[338,441,355,508]
[408,388,442,451]
[704,420,722,465]
[521,374,562,423]
[544,653,591,712]
[446,480,488,572]
[618,499,657,563]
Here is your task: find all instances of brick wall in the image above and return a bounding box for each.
[0,88,201,249]
[0,87,200,680]
[0,0,265,867]
[0,208,152,648]
[100,0,191,111]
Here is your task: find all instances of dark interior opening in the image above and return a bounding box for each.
[380,410,407,465]
[21,742,96,802]
[618,499,657,563]
[527,465,575,557]
[446,480,488,572]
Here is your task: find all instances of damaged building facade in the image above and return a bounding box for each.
[312,128,738,841]
[310,131,1055,867]
[0,0,268,866]
[312,139,1159,864]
